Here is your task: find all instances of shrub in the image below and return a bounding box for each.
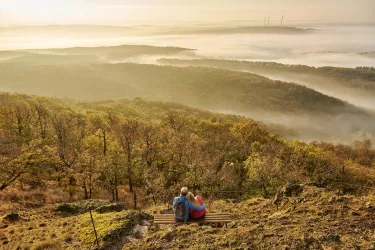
[31,240,62,250]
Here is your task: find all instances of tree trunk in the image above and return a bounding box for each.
[262,184,268,198]
[115,187,119,202]
[133,191,137,209]
[128,177,133,193]
[152,193,156,206]
[114,172,119,201]
[69,176,75,200]
[127,145,133,192]
[89,173,93,199]
[0,183,8,191]
[103,129,107,157]
[0,172,23,191]
[83,184,88,199]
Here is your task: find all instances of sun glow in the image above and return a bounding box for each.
[0,0,374,26]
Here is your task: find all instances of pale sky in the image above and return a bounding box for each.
[0,0,374,26]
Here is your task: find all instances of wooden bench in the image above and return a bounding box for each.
[154,213,231,228]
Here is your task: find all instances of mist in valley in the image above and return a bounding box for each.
[1,3,375,146]
[2,2,375,249]
[2,24,375,67]
[233,70,375,111]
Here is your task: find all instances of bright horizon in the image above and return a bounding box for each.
[1,0,375,26]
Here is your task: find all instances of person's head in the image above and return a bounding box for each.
[185,192,201,207]
[180,187,188,196]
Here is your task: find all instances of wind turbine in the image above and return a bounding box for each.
[281,16,284,26]
[268,16,270,27]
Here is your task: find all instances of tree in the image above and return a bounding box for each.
[33,99,50,139]
[51,110,86,199]
[115,118,141,192]
[0,139,57,191]
[245,141,283,198]
[77,135,104,199]
[139,123,168,204]
[0,100,34,142]
[51,110,86,168]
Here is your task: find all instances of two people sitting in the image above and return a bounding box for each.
[173,187,206,222]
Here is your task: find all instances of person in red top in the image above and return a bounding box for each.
[185,192,206,219]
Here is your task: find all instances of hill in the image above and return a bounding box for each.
[4,54,100,65]
[0,45,193,62]
[2,58,375,141]
[0,93,374,249]
[0,61,362,116]
[1,25,313,38]
[162,26,315,35]
[158,59,375,110]
[158,59,375,90]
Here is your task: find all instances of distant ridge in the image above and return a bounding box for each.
[164,26,315,35]
[2,25,314,36]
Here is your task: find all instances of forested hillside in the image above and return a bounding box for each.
[158,59,375,92]
[0,60,362,116]
[1,93,374,249]
[1,93,374,202]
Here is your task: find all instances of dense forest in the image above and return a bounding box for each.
[158,59,375,92]
[1,93,374,211]
[0,59,362,116]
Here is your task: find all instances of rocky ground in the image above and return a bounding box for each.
[1,185,374,250]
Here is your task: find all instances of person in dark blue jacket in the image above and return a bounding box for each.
[173,187,206,221]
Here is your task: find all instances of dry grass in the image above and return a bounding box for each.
[127,185,375,250]
[1,185,375,250]
[0,201,150,250]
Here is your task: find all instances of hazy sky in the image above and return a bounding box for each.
[1,0,374,26]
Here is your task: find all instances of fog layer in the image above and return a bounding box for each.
[1,24,375,67]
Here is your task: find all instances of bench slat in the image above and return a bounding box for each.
[153,213,232,225]
[155,216,231,219]
[155,220,231,223]
[154,214,230,217]
[155,213,230,216]
[155,218,231,220]
[155,221,231,224]
[155,222,231,224]
[155,216,230,218]
[155,216,231,218]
